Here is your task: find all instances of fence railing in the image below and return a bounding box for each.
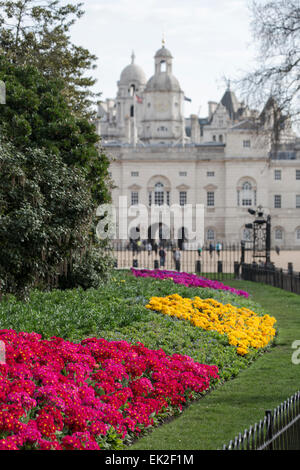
[241,263,300,295]
[222,391,300,450]
[110,242,252,280]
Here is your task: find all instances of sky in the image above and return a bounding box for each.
[70,0,259,117]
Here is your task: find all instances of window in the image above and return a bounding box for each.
[296,228,300,240]
[219,135,223,143]
[131,171,139,177]
[207,229,215,241]
[179,191,187,206]
[274,169,281,180]
[166,191,170,206]
[241,181,255,207]
[212,135,216,142]
[179,171,187,177]
[154,183,164,206]
[243,140,251,148]
[129,84,135,96]
[274,195,282,208]
[296,170,300,180]
[207,192,215,207]
[149,182,170,206]
[160,60,166,72]
[207,171,215,177]
[275,228,283,240]
[131,192,139,206]
[296,195,300,209]
[243,228,252,242]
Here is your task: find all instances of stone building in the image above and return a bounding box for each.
[96,43,300,249]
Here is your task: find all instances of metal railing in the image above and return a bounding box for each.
[241,263,300,295]
[223,391,300,450]
[109,242,252,280]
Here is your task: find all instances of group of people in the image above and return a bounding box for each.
[128,239,223,270]
[128,239,182,269]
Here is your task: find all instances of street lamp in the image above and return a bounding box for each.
[246,205,271,265]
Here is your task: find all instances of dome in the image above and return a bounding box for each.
[119,52,146,86]
[155,45,173,59]
[145,72,181,92]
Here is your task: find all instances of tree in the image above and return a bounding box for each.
[0,0,98,116]
[238,0,300,142]
[0,55,110,205]
[0,141,113,299]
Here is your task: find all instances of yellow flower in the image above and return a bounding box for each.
[146,294,276,356]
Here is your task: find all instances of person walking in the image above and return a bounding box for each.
[216,241,222,257]
[173,248,181,271]
[159,247,166,268]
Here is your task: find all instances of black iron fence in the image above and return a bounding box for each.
[241,263,300,295]
[110,242,253,280]
[223,391,300,450]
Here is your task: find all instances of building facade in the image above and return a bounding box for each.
[97,44,300,249]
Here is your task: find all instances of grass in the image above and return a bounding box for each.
[0,272,269,383]
[0,272,297,449]
[130,279,300,450]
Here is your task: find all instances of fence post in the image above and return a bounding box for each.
[288,263,293,275]
[265,410,273,450]
[195,260,201,274]
[234,261,240,279]
[154,260,159,269]
[218,260,223,273]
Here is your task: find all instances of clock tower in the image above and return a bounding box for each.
[141,43,185,144]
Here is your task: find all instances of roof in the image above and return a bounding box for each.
[155,45,173,59]
[145,72,181,92]
[221,89,241,120]
[119,53,147,86]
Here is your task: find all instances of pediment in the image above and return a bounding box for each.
[204,184,218,191]
[128,184,142,191]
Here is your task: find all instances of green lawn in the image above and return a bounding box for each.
[130,280,300,450]
[1,273,299,450]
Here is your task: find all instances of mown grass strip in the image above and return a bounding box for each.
[130,280,300,450]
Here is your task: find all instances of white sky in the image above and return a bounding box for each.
[70,0,259,117]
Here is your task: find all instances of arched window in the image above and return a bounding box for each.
[274,227,284,241]
[206,229,215,241]
[129,84,135,96]
[243,228,252,242]
[148,176,171,207]
[237,180,257,207]
[154,182,165,206]
[160,60,166,72]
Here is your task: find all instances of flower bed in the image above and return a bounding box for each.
[131,268,249,298]
[0,329,219,450]
[146,294,276,356]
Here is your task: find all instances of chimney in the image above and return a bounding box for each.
[208,101,218,120]
[190,114,200,143]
